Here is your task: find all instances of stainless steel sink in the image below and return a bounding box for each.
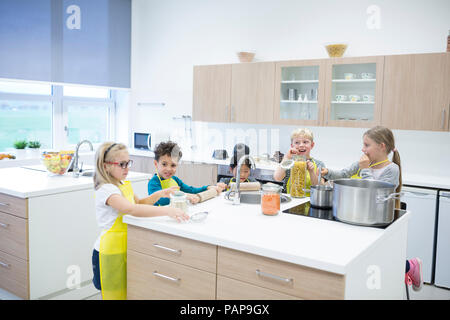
[239,192,291,204]
[80,171,94,177]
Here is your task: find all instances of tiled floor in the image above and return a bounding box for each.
[2,284,449,300]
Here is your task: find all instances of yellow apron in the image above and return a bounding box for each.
[351,159,389,179]
[286,159,317,196]
[157,173,179,190]
[99,181,134,300]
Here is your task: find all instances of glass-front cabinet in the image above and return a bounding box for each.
[324,56,384,127]
[273,56,384,128]
[273,59,326,125]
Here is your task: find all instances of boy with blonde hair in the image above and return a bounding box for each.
[273,128,325,194]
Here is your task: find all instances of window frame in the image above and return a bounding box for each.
[0,80,116,152]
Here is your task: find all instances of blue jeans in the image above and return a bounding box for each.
[92,249,101,290]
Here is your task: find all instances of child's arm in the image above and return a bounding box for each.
[173,176,208,194]
[323,161,360,180]
[137,186,179,205]
[148,175,171,206]
[107,194,189,222]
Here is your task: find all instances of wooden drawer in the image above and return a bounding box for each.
[128,225,217,273]
[0,211,28,260]
[0,249,29,299]
[127,250,216,300]
[0,193,27,219]
[217,275,300,300]
[218,247,345,299]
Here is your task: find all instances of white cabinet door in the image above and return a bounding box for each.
[401,187,437,283]
[435,192,450,288]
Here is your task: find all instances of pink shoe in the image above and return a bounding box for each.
[407,258,423,291]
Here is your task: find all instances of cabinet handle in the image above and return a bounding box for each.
[0,202,10,207]
[152,271,180,283]
[255,269,293,284]
[0,261,11,269]
[0,222,9,229]
[442,109,447,130]
[153,243,182,255]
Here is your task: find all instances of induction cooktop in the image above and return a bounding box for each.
[282,201,404,229]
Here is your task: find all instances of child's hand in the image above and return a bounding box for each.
[285,147,300,160]
[160,186,180,198]
[306,160,315,172]
[320,168,329,176]
[359,154,370,169]
[215,183,227,193]
[166,207,189,223]
[187,194,201,204]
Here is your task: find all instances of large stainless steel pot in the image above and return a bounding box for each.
[332,179,402,227]
[310,185,333,208]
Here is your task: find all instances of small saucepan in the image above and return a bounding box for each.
[310,185,334,209]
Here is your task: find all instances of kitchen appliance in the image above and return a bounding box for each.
[333,179,401,227]
[435,191,450,288]
[401,186,438,284]
[212,149,228,160]
[134,132,151,150]
[282,201,405,229]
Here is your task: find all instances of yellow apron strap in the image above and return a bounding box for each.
[157,173,179,189]
[351,158,389,179]
[99,181,134,300]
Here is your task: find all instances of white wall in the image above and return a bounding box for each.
[130,0,450,177]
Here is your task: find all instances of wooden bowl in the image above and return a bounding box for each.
[237,51,255,63]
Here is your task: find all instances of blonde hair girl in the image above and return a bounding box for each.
[92,142,188,300]
[321,126,402,208]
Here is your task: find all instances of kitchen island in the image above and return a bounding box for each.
[124,193,410,300]
[0,165,151,300]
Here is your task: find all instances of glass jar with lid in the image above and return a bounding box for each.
[261,183,282,215]
[170,191,188,213]
[289,154,307,198]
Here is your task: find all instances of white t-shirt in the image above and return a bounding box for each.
[93,183,122,251]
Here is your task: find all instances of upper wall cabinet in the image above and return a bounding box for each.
[231,62,275,124]
[193,64,231,122]
[381,53,450,131]
[273,59,327,126]
[323,56,384,128]
[193,62,275,124]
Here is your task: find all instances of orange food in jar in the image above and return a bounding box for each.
[261,193,280,215]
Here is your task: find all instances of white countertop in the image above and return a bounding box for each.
[123,194,409,275]
[0,165,152,198]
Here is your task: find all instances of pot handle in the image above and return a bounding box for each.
[376,192,404,203]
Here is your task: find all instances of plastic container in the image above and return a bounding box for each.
[290,155,307,198]
[170,191,188,213]
[261,183,281,215]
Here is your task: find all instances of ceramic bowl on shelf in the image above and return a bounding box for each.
[324,43,348,57]
[344,73,356,80]
[335,94,347,101]
[349,95,361,102]
[361,72,375,79]
[237,51,255,63]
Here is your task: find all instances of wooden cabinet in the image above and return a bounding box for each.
[231,62,275,124]
[217,247,344,300]
[127,226,346,300]
[193,64,231,122]
[381,52,450,131]
[129,155,156,174]
[193,62,275,124]
[0,193,29,299]
[127,226,217,300]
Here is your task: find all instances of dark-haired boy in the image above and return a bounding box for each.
[148,141,226,206]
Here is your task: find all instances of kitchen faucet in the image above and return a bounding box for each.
[229,154,256,205]
[73,140,94,177]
